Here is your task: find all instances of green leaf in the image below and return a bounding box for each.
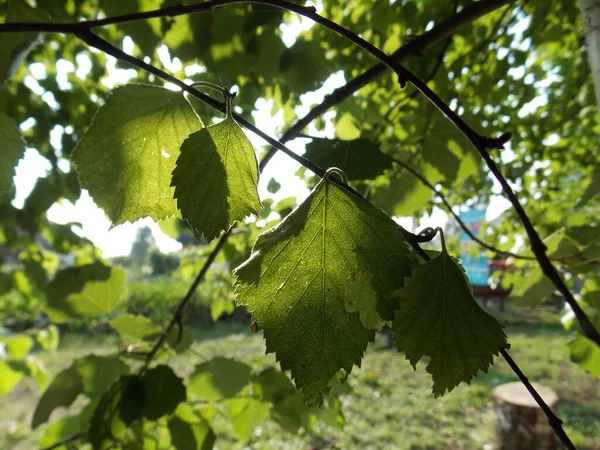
[3,335,33,358]
[110,314,161,341]
[72,84,202,225]
[267,177,281,194]
[251,367,309,431]
[0,360,26,395]
[75,355,130,400]
[392,241,508,397]
[171,114,260,240]
[303,138,394,181]
[334,113,361,140]
[32,355,129,428]
[142,365,186,420]
[89,375,146,450]
[45,262,126,323]
[0,0,52,85]
[252,367,296,403]
[234,173,412,406]
[103,0,162,55]
[568,334,600,376]
[578,169,600,206]
[168,416,216,450]
[186,357,252,401]
[36,325,59,353]
[420,110,480,184]
[32,367,84,428]
[210,296,235,321]
[279,39,329,93]
[510,266,555,306]
[0,112,25,194]
[372,163,444,217]
[166,325,193,353]
[224,397,270,443]
[344,272,385,330]
[40,404,95,449]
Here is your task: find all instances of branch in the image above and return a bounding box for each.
[66,30,430,369]
[6,4,580,447]
[260,0,514,165]
[0,0,513,33]
[412,241,577,450]
[141,226,232,372]
[391,158,597,266]
[500,349,576,450]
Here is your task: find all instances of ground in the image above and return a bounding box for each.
[1,307,599,449]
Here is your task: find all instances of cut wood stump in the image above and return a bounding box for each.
[493,382,560,450]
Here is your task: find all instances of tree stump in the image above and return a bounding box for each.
[493,382,560,450]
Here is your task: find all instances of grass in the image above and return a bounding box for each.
[1,308,599,450]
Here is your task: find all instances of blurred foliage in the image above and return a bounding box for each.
[0,0,598,448]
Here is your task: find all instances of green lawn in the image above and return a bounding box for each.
[1,308,599,449]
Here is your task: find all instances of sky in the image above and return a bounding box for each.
[10,13,513,259]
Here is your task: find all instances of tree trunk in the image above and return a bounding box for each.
[579,0,600,112]
[492,382,560,450]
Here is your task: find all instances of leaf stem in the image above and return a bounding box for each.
[189,81,226,95]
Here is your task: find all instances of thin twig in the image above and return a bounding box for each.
[262,0,513,166]
[500,349,576,450]
[414,244,577,450]
[3,1,588,445]
[141,227,233,372]
[390,157,596,265]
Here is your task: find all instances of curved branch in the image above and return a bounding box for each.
[1,1,587,445]
[392,158,597,266]
[262,0,513,165]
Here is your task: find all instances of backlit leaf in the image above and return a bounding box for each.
[89,375,146,450]
[578,168,600,206]
[36,325,59,353]
[72,84,202,225]
[568,333,600,376]
[510,266,555,306]
[0,0,52,85]
[0,361,26,395]
[344,272,385,330]
[234,172,412,405]
[0,112,25,194]
[39,406,94,449]
[187,357,252,401]
[32,367,83,428]
[168,416,216,450]
[142,365,186,420]
[32,355,129,428]
[172,114,260,240]
[392,241,508,396]
[224,397,270,443]
[103,0,162,55]
[303,138,394,181]
[372,163,444,217]
[110,314,161,341]
[166,325,194,353]
[45,262,126,322]
[3,335,33,358]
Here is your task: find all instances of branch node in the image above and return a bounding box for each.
[397,75,407,89]
[482,131,512,149]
